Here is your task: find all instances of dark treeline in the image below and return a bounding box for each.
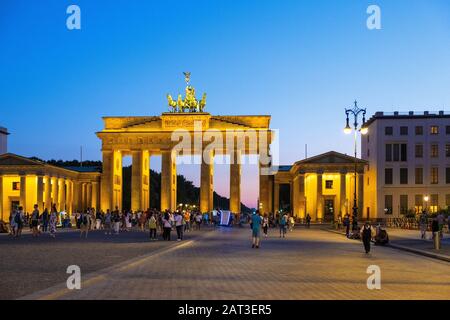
[33,157,252,213]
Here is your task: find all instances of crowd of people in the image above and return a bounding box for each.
[6,204,218,241]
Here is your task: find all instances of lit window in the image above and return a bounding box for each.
[430,126,439,135]
[430,167,439,184]
[430,144,439,158]
[430,194,438,213]
[12,182,20,190]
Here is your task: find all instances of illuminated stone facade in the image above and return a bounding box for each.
[271,151,367,222]
[0,154,100,221]
[96,112,273,213]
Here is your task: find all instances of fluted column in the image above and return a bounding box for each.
[73,181,81,212]
[132,150,149,212]
[101,150,113,212]
[259,164,270,214]
[37,175,44,212]
[298,173,306,219]
[161,149,177,211]
[316,171,323,221]
[340,172,347,218]
[81,183,87,211]
[229,150,241,214]
[20,175,27,212]
[66,180,72,214]
[200,149,214,213]
[273,182,280,213]
[44,176,51,211]
[51,176,58,210]
[58,178,66,212]
[91,181,98,211]
[0,175,3,221]
[358,173,364,219]
[87,183,93,209]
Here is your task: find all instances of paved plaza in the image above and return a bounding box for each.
[2,226,447,300]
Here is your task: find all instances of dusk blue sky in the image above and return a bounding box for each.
[1,0,450,208]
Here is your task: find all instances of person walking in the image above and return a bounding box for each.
[251,211,262,248]
[162,212,172,241]
[95,210,102,230]
[262,213,269,237]
[79,211,90,239]
[30,204,40,237]
[174,211,184,241]
[343,214,350,237]
[184,211,191,233]
[15,206,25,238]
[148,213,157,240]
[279,213,287,238]
[41,208,49,233]
[113,210,120,235]
[9,208,18,237]
[437,212,445,239]
[289,215,295,232]
[49,208,57,238]
[360,222,374,254]
[419,210,428,239]
[305,213,311,229]
[104,210,112,235]
[195,212,202,230]
[431,217,439,240]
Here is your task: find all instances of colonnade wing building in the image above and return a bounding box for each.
[270,151,367,222]
[0,154,100,220]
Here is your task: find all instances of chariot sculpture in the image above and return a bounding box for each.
[167,72,207,113]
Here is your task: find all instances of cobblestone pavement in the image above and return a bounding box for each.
[0,227,212,300]
[387,228,450,257]
[23,227,450,300]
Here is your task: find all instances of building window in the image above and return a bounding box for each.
[430,194,438,213]
[385,126,393,135]
[400,195,408,215]
[415,144,423,158]
[430,144,439,158]
[446,167,450,184]
[415,167,423,184]
[430,126,439,135]
[384,195,393,214]
[385,168,393,185]
[400,168,408,184]
[415,195,423,214]
[446,126,450,135]
[401,144,407,161]
[385,144,392,161]
[400,126,408,135]
[393,144,400,161]
[415,126,423,135]
[325,180,333,189]
[12,182,20,190]
[446,144,450,157]
[431,167,439,184]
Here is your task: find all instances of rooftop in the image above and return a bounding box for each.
[365,110,450,126]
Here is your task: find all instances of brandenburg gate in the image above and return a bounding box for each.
[96,73,274,214]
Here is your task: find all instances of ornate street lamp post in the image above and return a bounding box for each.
[344,101,368,230]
